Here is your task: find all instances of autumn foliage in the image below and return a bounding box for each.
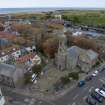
[42,37,59,58]
[73,36,97,51]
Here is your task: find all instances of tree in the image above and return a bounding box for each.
[42,37,59,58]
[68,72,79,80]
[45,12,53,19]
[73,36,97,51]
[24,73,32,84]
[32,64,42,76]
[60,76,70,85]
[65,32,75,46]
[72,16,80,24]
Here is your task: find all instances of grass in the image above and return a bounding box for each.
[101,101,105,105]
[37,67,70,91]
[62,10,105,25]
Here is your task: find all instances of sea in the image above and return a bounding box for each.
[0,8,67,14]
[0,8,105,14]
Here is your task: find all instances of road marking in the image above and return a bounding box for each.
[73,94,79,100]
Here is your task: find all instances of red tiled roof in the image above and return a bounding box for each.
[16,53,35,64]
[0,31,16,39]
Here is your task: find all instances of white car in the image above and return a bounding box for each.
[92,70,98,77]
[95,88,105,98]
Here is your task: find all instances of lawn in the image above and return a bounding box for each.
[37,67,70,91]
[62,10,105,25]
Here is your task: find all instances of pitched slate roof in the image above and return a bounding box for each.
[67,46,83,58]
[79,49,98,63]
[67,46,98,64]
[0,63,16,77]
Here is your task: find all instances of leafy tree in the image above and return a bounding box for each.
[32,64,42,76]
[68,72,79,80]
[72,16,80,24]
[42,37,59,58]
[73,36,97,51]
[24,73,32,84]
[60,76,70,85]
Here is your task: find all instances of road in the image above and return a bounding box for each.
[2,65,105,105]
[54,67,105,105]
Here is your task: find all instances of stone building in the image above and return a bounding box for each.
[66,46,82,70]
[55,44,99,72]
[78,49,99,72]
[55,33,67,70]
[0,63,24,88]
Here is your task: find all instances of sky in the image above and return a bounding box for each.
[0,0,105,8]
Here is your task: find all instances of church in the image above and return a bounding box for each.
[55,34,98,73]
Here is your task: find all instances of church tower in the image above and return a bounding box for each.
[55,33,67,70]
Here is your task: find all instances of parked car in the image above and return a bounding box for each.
[98,68,105,72]
[85,75,93,81]
[91,91,103,103]
[103,84,105,87]
[78,80,85,87]
[92,70,98,77]
[100,86,105,92]
[95,88,105,98]
[86,95,97,105]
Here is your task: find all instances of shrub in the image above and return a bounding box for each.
[60,76,70,85]
[24,73,32,84]
[32,64,42,76]
[68,72,79,80]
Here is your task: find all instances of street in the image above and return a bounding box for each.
[54,67,105,105]
[2,65,105,105]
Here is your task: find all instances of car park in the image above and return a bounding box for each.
[91,91,103,103]
[95,88,105,98]
[86,95,97,105]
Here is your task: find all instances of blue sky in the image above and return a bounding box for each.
[0,0,105,8]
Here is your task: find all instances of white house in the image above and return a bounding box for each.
[0,88,5,105]
[73,31,83,36]
[31,55,41,65]
[25,46,36,53]
[54,14,62,20]
[11,48,21,59]
[0,52,9,63]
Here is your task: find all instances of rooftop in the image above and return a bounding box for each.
[0,63,16,77]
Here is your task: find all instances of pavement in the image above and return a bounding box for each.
[2,64,105,105]
[54,65,105,105]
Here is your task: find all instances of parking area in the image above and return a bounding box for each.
[54,65,105,105]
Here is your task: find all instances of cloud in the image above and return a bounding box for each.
[0,0,105,8]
